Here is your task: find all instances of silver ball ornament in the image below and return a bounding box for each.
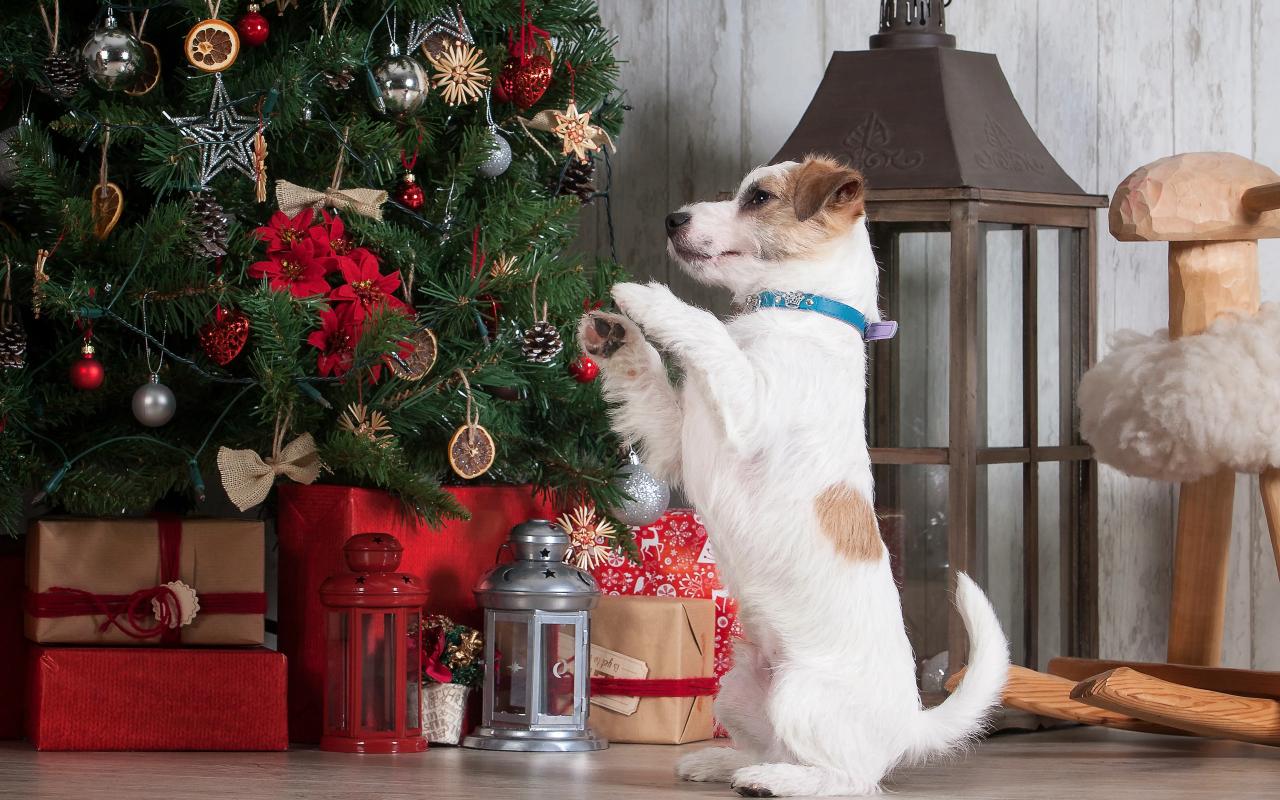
[81,16,145,91]
[478,128,512,178]
[608,451,671,527]
[371,55,430,116]
[133,374,177,427]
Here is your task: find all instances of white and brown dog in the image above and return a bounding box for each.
[579,156,1009,797]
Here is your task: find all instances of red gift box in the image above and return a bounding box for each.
[277,483,555,743]
[26,646,287,751]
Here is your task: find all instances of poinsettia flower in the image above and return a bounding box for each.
[254,208,315,253]
[249,238,331,298]
[328,248,410,319]
[312,210,355,257]
[307,305,360,378]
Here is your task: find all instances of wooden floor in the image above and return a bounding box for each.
[1,727,1276,799]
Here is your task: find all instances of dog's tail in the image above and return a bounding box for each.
[903,572,1009,763]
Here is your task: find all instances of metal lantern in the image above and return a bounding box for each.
[463,519,606,752]
[320,533,427,754]
[775,0,1103,688]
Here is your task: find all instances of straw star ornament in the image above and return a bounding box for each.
[551,102,603,163]
[429,43,490,106]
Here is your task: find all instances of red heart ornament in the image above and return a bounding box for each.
[199,307,250,366]
[497,54,552,108]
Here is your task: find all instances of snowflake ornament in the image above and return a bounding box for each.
[557,504,616,570]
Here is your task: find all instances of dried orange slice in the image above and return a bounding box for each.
[125,41,161,96]
[184,19,239,73]
[91,182,124,240]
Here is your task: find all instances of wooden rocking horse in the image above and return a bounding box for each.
[950,152,1280,746]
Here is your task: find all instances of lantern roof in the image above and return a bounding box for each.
[774,0,1092,198]
[473,520,600,611]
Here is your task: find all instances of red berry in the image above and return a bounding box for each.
[237,8,270,48]
[569,355,599,383]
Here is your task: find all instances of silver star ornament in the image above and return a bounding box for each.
[168,74,260,188]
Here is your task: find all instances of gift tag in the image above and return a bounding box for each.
[565,631,649,716]
[152,579,200,629]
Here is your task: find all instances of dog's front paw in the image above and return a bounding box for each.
[676,747,750,783]
[732,764,878,798]
[611,281,677,319]
[577,311,634,360]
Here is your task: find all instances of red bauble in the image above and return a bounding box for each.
[394,173,425,211]
[569,355,599,383]
[495,54,552,108]
[236,5,270,47]
[69,343,104,390]
[199,306,251,366]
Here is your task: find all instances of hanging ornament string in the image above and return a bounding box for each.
[565,59,577,103]
[469,225,487,279]
[1,257,13,328]
[320,0,344,34]
[204,0,223,18]
[512,0,551,64]
[447,368,496,479]
[140,292,166,379]
[36,0,60,55]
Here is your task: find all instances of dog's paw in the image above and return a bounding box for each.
[610,281,677,319]
[731,764,878,798]
[577,311,633,360]
[676,747,750,783]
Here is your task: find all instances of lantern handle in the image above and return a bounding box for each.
[493,541,514,565]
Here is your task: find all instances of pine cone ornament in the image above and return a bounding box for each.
[40,51,82,100]
[521,321,563,364]
[0,315,25,369]
[324,68,355,91]
[190,190,229,259]
[554,157,596,204]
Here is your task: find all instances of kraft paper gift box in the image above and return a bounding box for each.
[24,516,265,646]
[587,595,717,744]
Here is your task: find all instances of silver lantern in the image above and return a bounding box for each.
[463,519,606,752]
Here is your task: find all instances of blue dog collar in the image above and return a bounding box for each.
[742,291,898,341]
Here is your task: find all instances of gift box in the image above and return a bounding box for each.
[277,483,555,743]
[24,517,265,646]
[587,596,716,744]
[26,646,288,751]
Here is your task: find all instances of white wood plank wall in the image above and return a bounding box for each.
[585,0,1280,669]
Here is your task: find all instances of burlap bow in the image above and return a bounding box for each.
[217,431,322,512]
[275,179,387,222]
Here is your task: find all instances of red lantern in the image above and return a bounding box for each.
[320,533,428,753]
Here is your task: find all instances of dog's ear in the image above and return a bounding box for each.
[792,159,865,222]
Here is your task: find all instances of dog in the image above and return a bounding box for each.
[578,155,1009,797]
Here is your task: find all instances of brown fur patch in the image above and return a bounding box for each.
[745,156,866,261]
[814,484,884,563]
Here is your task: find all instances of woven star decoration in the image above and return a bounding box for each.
[338,402,394,447]
[557,504,616,570]
[428,43,490,106]
[551,102,603,163]
[168,74,261,187]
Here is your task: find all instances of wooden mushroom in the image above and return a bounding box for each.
[1110,152,1280,666]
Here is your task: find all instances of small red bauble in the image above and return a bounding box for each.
[569,355,599,383]
[236,5,270,48]
[69,343,105,390]
[495,54,552,108]
[199,306,251,366]
[394,173,425,211]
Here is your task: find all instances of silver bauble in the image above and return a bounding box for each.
[81,16,145,91]
[0,127,19,191]
[132,375,176,427]
[478,128,512,178]
[371,55,429,116]
[608,451,671,527]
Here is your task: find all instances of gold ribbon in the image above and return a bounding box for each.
[217,431,322,511]
[274,179,387,222]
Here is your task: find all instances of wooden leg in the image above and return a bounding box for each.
[1166,469,1236,666]
[1072,667,1280,746]
[944,665,1184,735]
[1048,657,1280,702]
[1259,467,1280,580]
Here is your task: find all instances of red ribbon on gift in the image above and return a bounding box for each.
[23,515,267,643]
[590,676,720,698]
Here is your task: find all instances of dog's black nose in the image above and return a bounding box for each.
[665,212,691,234]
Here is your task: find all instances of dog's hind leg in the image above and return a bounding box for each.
[676,641,776,783]
[578,310,683,484]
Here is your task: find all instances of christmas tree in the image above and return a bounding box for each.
[0,0,633,548]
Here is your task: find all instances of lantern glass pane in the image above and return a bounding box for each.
[325,610,348,734]
[979,225,1025,447]
[1036,228,1064,446]
[539,622,579,719]
[979,463,1026,666]
[1038,460,1063,670]
[868,227,950,448]
[493,617,530,716]
[406,612,421,731]
[358,612,398,732]
[871,463,949,690]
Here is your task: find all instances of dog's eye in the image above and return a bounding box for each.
[747,189,772,206]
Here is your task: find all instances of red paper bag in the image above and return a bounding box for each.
[276,483,555,743]
[26,646,288,751]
